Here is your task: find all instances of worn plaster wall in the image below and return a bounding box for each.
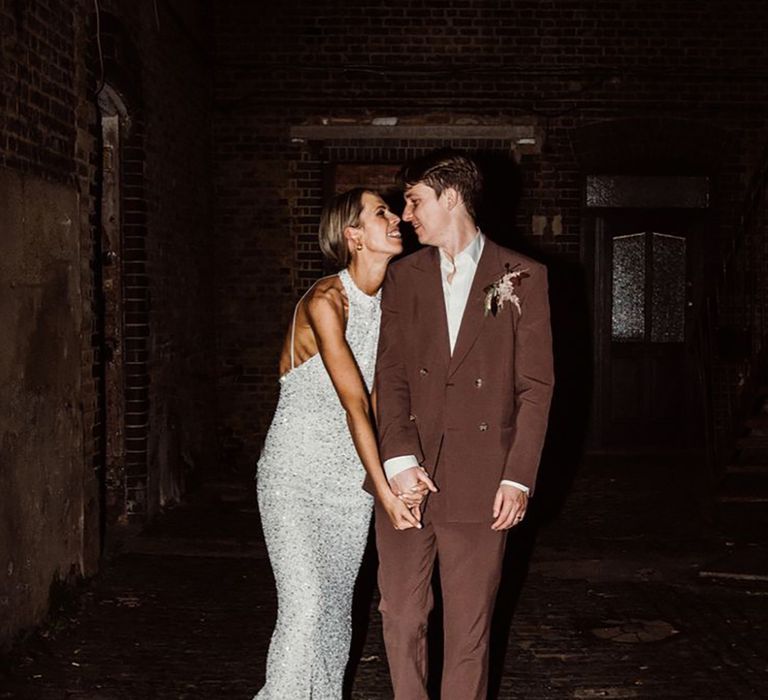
[0,169,87,643]
[0,0,98,649]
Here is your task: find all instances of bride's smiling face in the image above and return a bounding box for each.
[352,192,403,256]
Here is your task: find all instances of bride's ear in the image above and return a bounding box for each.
[344,225,362,253]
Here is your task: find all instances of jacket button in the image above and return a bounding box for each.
[475,378,483,388]
[479,422,488,432]
[408,414,416,422]
[419,368,429,376]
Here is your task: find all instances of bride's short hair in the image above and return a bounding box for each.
[318,187,369,269]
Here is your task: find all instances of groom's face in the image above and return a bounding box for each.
[402,182,451,248]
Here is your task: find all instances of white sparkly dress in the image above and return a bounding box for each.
[255,269,378,700]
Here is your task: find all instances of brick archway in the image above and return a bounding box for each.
[93,11,150,530]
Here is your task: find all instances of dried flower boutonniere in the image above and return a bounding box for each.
[483,264,529,317]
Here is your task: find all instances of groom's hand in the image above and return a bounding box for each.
[491,484,528,530]
[389,467,438,509]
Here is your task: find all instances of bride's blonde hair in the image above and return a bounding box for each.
[318,188,370,269]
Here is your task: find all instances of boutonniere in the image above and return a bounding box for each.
[483,264,529,317]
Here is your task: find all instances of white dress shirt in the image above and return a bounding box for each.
[383,232,530,495]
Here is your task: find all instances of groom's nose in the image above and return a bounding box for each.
[402,203,413,221]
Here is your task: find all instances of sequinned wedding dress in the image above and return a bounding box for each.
[254,269,379,699]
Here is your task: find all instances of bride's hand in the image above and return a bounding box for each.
[380,491,422,531]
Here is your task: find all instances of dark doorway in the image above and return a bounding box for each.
[594,209,704,450]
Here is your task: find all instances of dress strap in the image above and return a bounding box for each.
[289,300,300,370]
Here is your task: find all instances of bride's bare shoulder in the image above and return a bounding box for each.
[305,274,346,319]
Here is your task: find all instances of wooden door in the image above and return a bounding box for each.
[596,211,702,449]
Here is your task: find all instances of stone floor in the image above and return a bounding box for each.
[1,456,767,699]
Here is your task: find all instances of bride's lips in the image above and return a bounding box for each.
[386,229,402,239]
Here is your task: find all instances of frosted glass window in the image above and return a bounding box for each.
[612,233,646,341]
[651,233,686,343]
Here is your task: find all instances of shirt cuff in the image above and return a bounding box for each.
[500,479,530,494]
[384,455,420,480]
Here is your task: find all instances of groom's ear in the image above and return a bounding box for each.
[442,186,460,211]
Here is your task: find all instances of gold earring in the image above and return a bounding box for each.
[356,242,363,251]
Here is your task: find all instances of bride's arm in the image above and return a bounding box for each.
[306,288,421,530]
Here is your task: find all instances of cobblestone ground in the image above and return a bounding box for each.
[2,457,767,699]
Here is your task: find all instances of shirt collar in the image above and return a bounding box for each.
[439,229,485,269]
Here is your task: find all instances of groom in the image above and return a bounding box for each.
[374,149,554,699]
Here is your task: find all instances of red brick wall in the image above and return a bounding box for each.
[212,0,768,472]
[1,1,80,179]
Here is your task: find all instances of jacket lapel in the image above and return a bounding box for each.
[448,239,503,377]
[413,247,451,370]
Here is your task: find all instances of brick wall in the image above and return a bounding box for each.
[212,0,768,472]
[0,1,79,179]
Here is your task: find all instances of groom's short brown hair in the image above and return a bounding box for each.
[398,149,483,218]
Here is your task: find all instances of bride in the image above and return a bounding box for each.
[254,188,436,699]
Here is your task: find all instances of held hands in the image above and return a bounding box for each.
[380,490,423,531]
[389,466,437,509]
[491,483,528,530]
[380,466,438,530]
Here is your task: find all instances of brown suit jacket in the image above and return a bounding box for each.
[374,238,554,522]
